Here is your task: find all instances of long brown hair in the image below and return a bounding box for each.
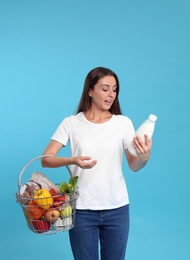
[77,67,122,115]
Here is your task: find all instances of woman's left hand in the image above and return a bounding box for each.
[133,134,152,161]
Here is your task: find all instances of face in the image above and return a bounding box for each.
[89,76,117,111]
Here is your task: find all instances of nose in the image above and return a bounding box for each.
[108,89,114,97]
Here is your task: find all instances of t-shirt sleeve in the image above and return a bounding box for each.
[51,118,70,146]
[123,118,135,150]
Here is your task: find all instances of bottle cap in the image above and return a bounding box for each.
[149,114,157,122]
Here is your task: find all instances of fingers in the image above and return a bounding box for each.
[81,156,92,161]
[82,156,97,167]
[75,156,98,169]
[133,135,152,160]
[134,135,152,148]
[133,135,144,149]
[83,160,97,169]
[144,134,152,149]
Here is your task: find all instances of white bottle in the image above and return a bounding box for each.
[128,114,157,156]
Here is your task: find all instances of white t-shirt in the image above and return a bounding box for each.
[51,112,135,210]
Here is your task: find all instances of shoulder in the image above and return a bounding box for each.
[59,112,84,125]
[112,114,133,125]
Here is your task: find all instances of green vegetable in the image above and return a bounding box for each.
[67,184,74,193]
[60,181,68,194]
[69,176,78,190]
[59,177,78,194]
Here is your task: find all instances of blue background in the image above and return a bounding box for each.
[0,0,189,259]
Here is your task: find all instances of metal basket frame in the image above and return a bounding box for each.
[17,155,79,235]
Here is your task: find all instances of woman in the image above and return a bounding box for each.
[41,67,152,260]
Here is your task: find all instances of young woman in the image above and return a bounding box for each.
[41,67,152,260]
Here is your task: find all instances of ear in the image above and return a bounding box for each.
[88,89,93,97]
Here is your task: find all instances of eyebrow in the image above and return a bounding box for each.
[100,84,117,87]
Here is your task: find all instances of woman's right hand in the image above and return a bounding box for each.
[72,156,97,169]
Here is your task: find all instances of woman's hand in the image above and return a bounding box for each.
[72,156,97,169]
[126,134,153,172]
[132,134,152,161]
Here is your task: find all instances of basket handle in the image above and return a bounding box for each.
[18,154,72,187]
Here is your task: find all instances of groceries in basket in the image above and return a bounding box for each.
[16,169,79,235]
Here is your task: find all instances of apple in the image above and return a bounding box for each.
[60,205,72,218]
[32,219,50,233]
[45,208,60,222]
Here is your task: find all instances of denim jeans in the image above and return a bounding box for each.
[69,204,130,260]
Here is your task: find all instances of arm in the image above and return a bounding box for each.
[41,140,97,169]
[125,134,152,172]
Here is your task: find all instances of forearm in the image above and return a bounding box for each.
[128,156,148,172]
[125,149,149,172]
[41,155,74,168]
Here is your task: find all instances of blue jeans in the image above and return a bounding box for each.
[69,205,130,260]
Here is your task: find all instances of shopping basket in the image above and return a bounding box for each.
[16,155,79,235]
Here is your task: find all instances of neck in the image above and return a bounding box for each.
[84,109,112,124]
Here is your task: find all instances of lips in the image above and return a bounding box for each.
[105,100,112,105]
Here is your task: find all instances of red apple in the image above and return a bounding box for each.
[32,219,50,233]
[45,208,60,222]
